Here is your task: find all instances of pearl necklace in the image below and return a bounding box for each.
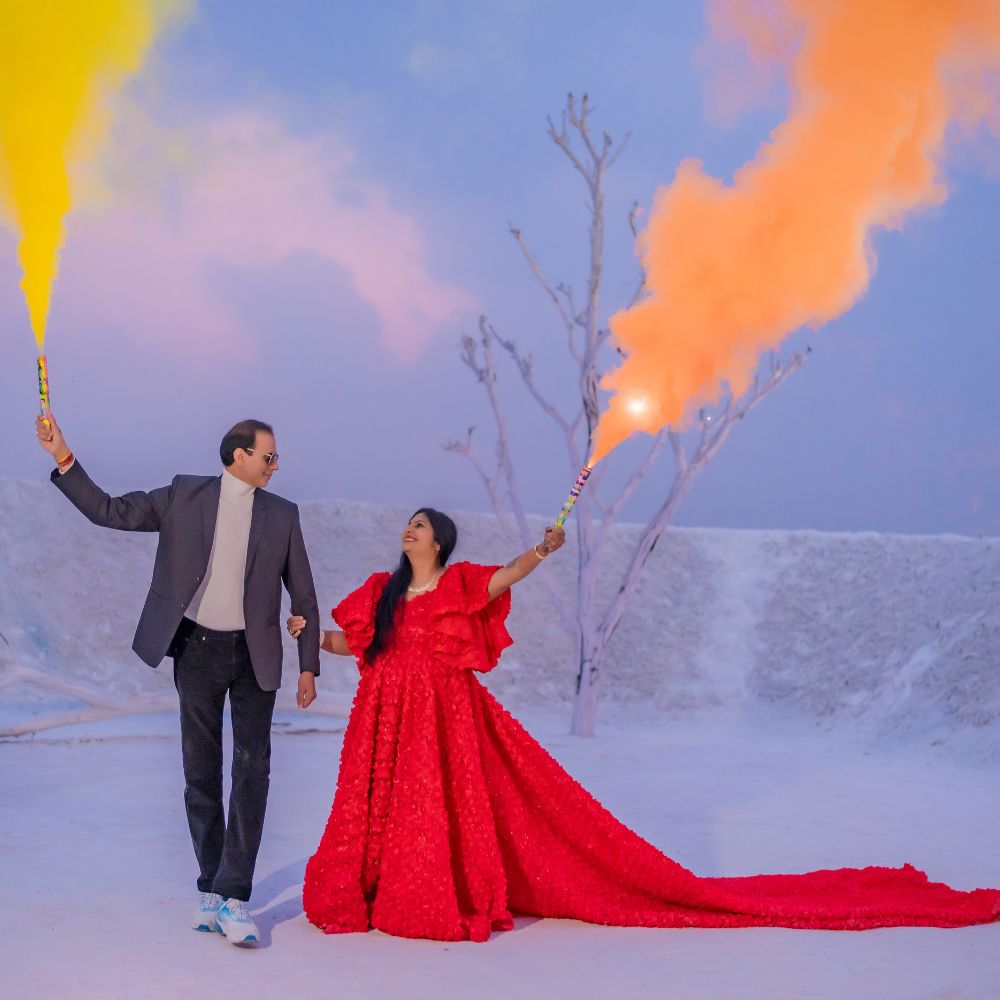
[407,569,441,594]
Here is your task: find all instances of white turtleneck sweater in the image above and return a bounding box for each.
[186,468,256,630]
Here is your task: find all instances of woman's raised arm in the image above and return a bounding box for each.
[488,525,565,599]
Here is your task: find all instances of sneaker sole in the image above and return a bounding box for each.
[193,922,218,932]
[218,919,258,944]
[223,932,258,945]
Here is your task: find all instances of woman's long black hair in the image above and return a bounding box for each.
[364,508,458,664]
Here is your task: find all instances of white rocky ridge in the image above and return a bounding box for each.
[1,476,997,756]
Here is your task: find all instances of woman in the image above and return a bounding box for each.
[289,509,999,942]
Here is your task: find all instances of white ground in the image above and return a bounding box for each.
[3,705,998,1000]
[2,478,999,997]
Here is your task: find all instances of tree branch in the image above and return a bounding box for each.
[0,657,349,737]
[485,322,577,443]
[444,425,517,541]
[594,425,671,551]
[547,109,591,185]
[567,92,604,166]
[447,320,579,634]
[607,130,633,168]
[597,351,808,645]
[509,226,582,364]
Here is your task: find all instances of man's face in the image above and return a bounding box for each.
[233,431,279,489]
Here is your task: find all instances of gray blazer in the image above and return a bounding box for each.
[51,460,320,691]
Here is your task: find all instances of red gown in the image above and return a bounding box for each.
[303,562,1000,942]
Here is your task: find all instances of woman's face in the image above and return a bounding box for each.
[401,512,439,563]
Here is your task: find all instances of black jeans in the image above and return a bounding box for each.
[171,619,276,902]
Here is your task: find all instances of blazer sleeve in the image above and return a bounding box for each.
[283,508,321,676]
[50,460,173,532]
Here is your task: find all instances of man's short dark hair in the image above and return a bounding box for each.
[220,419,274,467]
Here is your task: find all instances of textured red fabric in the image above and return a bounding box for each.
[303,561,1000,942]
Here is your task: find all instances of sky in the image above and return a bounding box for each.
[2,0,998,536]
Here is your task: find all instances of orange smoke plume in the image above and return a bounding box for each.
[592,0,1000,464]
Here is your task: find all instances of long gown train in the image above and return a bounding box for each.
[303,562,1000,942]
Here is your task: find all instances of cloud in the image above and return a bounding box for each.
[404,0,532,89]
[25,109,475,362]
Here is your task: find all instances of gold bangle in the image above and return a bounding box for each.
[533,543,548,560]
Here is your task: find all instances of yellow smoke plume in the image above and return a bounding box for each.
[0,0,185,348]
[592,0,1000,464]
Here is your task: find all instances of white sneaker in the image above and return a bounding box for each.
[217,898,260,945]
[191,891,223,932]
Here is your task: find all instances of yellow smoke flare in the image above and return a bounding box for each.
[592,0,1000,464]
[0,1,179,348]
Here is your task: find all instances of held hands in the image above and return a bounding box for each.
[288,615,342,654]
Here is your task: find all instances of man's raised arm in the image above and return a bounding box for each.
[35,411,172,532]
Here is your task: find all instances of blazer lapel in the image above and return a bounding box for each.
[202,477,222,560]
[245,490,268,583]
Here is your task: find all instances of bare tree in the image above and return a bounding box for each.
[447,94,807,736]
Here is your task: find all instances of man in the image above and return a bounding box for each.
[35,412,321,946]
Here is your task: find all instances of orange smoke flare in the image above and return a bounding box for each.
[592,0,1000,464]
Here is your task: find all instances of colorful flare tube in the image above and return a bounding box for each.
[37,354,50,418]
[554,464,593,528]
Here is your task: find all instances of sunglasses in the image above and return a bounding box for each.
[244,447,279,467]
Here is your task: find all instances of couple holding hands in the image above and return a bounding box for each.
[35,412,999,946]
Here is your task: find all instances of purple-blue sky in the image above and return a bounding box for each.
[3,1,999,535]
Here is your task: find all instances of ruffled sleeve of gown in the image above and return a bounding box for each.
[332,571,391,667]
[427,561,513,673]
